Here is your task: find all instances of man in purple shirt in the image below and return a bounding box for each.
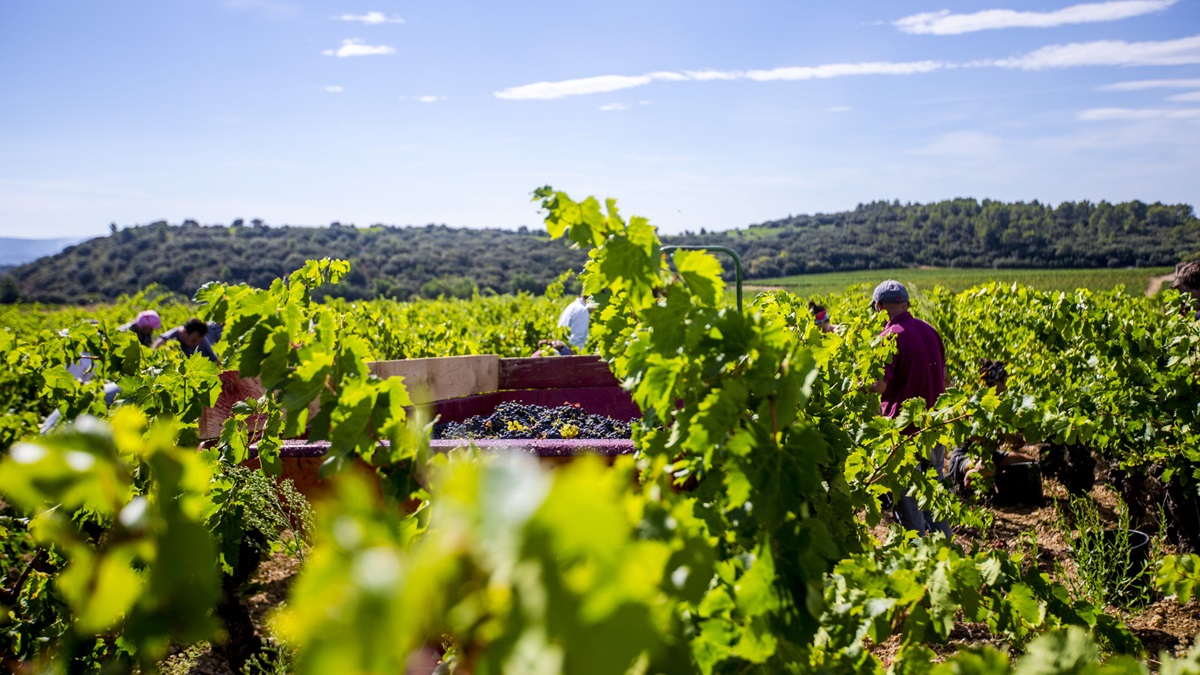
[867,280,952,538]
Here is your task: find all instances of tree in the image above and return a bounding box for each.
[0,275,20,304]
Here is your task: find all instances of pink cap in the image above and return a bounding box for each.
[134,310,161,331]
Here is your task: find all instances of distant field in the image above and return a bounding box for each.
[749,267,1175,298]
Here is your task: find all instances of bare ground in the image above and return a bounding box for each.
[1147,274,1175,297]
[869,446,1200,669]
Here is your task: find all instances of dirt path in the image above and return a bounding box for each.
[1147,273,1175,297]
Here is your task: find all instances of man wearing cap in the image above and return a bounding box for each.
[117,310,162,347]
[867,280,953,538]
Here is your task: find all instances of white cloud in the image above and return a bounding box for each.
[1098,78,1200,90]
[322,85,344,93]
[894,0,1177,35]
[1168,91,1200,101]
[1078,107,1200,120]
[989,34,1200,69]
[322,39,395,58]
[333,11,404,24]
[599,103,628,111]
[827,106,853,113]
[495,74,661,100]
[417,95,444,103]
[496,61,944,100]
[683,70,742,81]
[745,60,944,80]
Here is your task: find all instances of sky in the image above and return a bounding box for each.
[1,0,1199,239]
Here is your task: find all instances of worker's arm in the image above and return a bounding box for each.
[198,339,221,366]
[867,379,887,394]
[150,327,176,350]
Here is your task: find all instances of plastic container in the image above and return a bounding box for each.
[992,461,1044,506]
[1102,528,1151,585]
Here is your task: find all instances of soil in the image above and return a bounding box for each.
[869,445,1200,670]
[1147,273,1175,297]
[159,554,301,675]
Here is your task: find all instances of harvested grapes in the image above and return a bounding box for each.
[434,402,632,440]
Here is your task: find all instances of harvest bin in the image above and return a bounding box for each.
[199,355,640,497]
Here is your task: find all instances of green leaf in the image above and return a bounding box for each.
[673,249,725,307]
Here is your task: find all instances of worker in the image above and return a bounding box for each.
[118,310,162,347]
[557,292,590,353]
[153,317,220,364]
[866,280,952,538]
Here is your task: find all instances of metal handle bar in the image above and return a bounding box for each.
[660,245,744,314]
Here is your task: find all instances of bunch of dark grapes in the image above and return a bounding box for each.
[434,402,632,440]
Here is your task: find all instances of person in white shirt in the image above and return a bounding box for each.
[557,293,590,352]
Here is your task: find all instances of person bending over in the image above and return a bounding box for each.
[809,301,835,333]
[118,310,161,347]
[946,360,1035,498]
[153,317,220,364]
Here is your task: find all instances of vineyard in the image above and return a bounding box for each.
[2,190,1200,674]
[755,266,1175,298]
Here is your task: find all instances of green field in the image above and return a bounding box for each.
[749,266,1174,298]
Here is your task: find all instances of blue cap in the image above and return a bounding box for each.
[871,280,909,307]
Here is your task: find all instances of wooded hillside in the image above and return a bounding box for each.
[688,198,1199,278]
[5,198,1197,303]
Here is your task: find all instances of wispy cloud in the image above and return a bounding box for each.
[827,106,853,113]
[417,95,444,103]
[745,61,944,80]
[1098,78,1200,90]
[683,70,742,81]
[988,33,1200,69]
[322,85,344,93]
[495,35,1200,102]
[599,103,628,111]
[1168,91,1200,101]
[894,0,1177,35]
[496,74,664,100]
[333,11,404,25]
[1078,107,1200,120]
[495,61,945,100]
[322,38,395,57]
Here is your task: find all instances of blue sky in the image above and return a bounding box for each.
[1,0,1198,238]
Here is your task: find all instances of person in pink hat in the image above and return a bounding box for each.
[118,310,162,347]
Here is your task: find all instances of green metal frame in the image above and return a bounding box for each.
[660,245,744,313]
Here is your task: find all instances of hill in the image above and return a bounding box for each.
[4,198,1198,304]
[675,198,1200,278]
[3,221,589,304]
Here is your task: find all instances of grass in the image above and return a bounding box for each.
[748,267,1174,298]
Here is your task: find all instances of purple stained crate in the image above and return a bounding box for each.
[253,437,634,458]
[429,438,634,457]
[235,356,641,462]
